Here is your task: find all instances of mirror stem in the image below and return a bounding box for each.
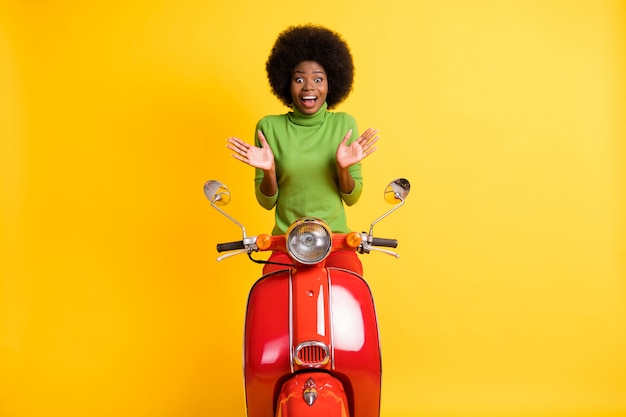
[211,201,247,238]
[368,196,405,236]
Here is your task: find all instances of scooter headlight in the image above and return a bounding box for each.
[286,218,332,265]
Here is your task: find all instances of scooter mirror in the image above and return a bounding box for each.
[204,180,231,206]
[384,178,411,205]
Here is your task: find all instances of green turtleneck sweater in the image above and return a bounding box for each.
[254,103,363,235]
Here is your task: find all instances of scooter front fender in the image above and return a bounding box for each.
[276,372,349,417]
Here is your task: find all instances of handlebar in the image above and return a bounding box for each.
[370,237,398,248]
[215,233,399,261]
[216,240,245,252]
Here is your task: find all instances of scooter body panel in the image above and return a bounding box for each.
[244,266,381,417]
[328,268,382,417]
[244,270,292,417]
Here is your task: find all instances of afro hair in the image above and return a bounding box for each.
[266,24,355,109]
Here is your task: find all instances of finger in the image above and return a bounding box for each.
[226,142,246,154]
[362,129,379,142]
[227,137,248,151]
[356,128,372,140]
[230,152,248,163]
[363,135,380,150]
[340,129,353,145]
[227,136,244,145]
[363,146,378,158]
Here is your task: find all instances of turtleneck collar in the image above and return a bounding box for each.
[287,102,328,126]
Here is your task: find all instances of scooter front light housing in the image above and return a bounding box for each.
[286,218,332,265]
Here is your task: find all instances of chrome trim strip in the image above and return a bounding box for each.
[327,268,335,370]
[288,269,294,374]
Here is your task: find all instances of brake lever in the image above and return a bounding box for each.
[368,246,400,258]
[217,249,249,262]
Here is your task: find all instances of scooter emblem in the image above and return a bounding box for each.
[302,378,317,406]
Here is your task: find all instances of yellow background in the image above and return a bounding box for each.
[1,1,625,416]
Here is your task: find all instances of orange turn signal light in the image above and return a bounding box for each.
[256,234,272,251]
[345,232,362,248]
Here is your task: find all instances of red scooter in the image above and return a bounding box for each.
[203,178,410,417]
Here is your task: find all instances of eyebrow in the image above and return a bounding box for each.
[294,70,326,74]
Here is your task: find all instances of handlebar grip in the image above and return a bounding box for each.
[216,240,245,252]
[370,237,398,248]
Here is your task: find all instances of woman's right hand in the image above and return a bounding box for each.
[227,131,274,171]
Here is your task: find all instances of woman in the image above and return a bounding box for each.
[227,24,380,274]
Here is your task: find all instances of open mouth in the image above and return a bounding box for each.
[301,96,318,108]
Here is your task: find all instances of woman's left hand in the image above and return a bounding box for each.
[336,128,380,169]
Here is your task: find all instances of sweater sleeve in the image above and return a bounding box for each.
[255,178,278,209]
[253,118,278,209]
[340,163,363,206]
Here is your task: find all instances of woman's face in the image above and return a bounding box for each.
[290,61,328,115]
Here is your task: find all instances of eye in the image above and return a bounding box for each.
[295,77,304,83]
[314,77,323,83]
